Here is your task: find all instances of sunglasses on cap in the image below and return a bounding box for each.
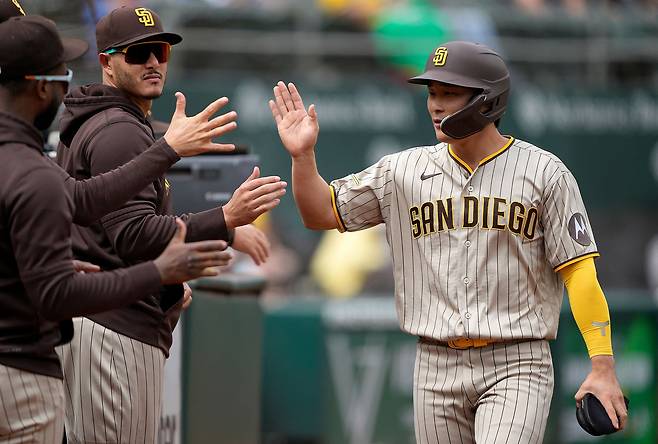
[105,41,171,65]
[25,68,74,93]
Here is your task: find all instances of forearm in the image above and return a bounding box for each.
[291,151,339,230]
[65,139,179,226]
[102,210,177,261]
[560,258,613,357]
[179,207,231,242]
[24,261,161,320]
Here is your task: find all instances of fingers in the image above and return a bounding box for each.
[173,92,187,118]
[278,81,295,112]
[198,96,230,120]
[72,260,101,273]
[190,250,233,268]
[252,198,282,216]
[208,121,238,139]
[199,267,220,277]
[207,110,237,129]
[248,187,287,208]
[246,166,260,182]
[600,397,620,429]
[289,82,306,111]
[240,176,285,193]
[613,396,628,430]
[187,239,228,252]
[574,389,585,408]
[273,82,290,114]
[308,104,317,120]
[169,218,186,245]
[205,142,236,153]
[269,100,282,124]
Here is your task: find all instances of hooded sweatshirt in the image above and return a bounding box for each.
[57,84,230,356]
[0,111,163,378]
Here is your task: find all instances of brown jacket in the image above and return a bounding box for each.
[0,111,164,378]
[57,84,231,355]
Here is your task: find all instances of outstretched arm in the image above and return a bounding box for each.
[269,81,338,230]
[60,92,237,226]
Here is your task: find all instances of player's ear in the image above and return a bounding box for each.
[99,53,113,76]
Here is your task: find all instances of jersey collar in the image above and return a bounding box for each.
[448,136,515,174]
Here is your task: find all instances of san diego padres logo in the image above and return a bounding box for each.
[135,8,155,27]
[433,47,448,66]
[12,0,26,15]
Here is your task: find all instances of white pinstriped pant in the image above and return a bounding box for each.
[0,364,64,444]
[56,318,165,444]
[414,339,554,444]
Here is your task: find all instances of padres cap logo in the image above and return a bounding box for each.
[135,7,154,27]
[433,47,448,67]
[567,213,592,246]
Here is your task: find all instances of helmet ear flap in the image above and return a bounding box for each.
[440,94,490,139]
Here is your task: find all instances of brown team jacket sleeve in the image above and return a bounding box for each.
[58,138,180,226]
[9,162,162,321]
[88,121,228,263]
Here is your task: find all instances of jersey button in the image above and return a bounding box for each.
[464,312,472,319]
[465,240,471,248]
[467,186,474,193]
[463,277,470,285]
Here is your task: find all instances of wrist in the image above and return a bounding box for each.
[222,206,236,230]
[590,355,615,373]
[291,148,316,162]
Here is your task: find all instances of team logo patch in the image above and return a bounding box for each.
[433,47,448,67]
[567,213,591,246]
[11,0,26,15]
[135,8,155,27]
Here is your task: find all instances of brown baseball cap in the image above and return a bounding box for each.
[96,6,182,53]
[0,0,26,22]
[0,15,88,80]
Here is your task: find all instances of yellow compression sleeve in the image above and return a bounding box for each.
[560,257,613,357]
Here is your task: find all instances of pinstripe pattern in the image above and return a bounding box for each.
[330,138,598,342]
[414,340,553,444]
[56,318,164,444]
[330,137,594,442]
[0,364,64,444]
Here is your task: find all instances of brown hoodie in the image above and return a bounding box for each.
[0,111,163,378]
[58,84,231,356]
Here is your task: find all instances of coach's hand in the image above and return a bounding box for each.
[72,260,101,274]
[223,166,286,229]
[232,224,270,265]
[269,81,319,158]
[154,219,233,284]
[182,282,193,310]
[164,92,238,156]
[575,355,628,431]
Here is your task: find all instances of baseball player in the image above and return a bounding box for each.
[0,15,232,443]
[55,6,286,443]
[270,41,627,443]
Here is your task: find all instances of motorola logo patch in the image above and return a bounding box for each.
[568,213,591,246]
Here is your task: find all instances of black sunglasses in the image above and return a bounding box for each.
[105,41,171,65]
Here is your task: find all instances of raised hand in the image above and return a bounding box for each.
[269,81,319,158]
[232,224,271,265]
[154,219,233,284]
[164,92,238,157]
[223,166,287,229]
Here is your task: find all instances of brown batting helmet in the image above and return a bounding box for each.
[409,41,510,139]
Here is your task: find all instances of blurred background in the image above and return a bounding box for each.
[30,0,658,442]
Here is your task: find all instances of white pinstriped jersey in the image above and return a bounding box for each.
[330,137,599,341]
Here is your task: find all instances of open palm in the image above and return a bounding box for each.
[269,81,319,157]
